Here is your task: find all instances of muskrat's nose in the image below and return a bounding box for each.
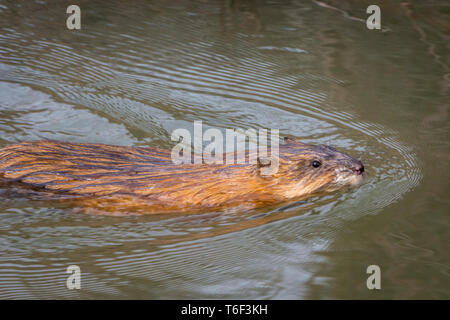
[353,161,365,175]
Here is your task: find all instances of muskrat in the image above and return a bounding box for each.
[0,138,365,214]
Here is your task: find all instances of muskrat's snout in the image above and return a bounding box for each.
[351,161,365,175]
[336,157,366,188]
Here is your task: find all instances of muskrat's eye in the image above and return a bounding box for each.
[312,160,322,168]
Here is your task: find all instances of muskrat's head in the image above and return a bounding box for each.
[272,139,365,198]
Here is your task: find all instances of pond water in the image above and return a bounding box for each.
[0,0,448,299]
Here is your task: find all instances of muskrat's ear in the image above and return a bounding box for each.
[282,136,295,144]
[257,156,271,167]
[257,156,279,177]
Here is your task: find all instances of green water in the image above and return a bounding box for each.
[0,0,448,299]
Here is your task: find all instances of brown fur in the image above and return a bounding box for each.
[0,139,364,215]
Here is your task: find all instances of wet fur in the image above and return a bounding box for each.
[0,139,363,214]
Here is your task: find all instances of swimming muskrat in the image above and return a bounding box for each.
[0,138,365,214]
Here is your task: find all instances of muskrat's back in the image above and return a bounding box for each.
[0,139,365,214]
